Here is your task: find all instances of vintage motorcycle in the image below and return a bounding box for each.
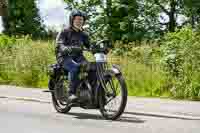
[46,40,128,120]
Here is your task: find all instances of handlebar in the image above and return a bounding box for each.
[82,48,91,52]
[82,39,112,54]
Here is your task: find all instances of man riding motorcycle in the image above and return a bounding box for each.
[55,9,91,102]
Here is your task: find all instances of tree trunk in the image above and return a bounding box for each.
[0,0,8,34]
[169,0,176,32]
[154,0,177,32]
[191,13,195,28]
[0,0,7,16]
[106,0,112,39]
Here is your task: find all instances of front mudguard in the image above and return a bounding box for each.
[96,65,122,108]
[104,64,121,78]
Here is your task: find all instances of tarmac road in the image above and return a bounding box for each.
[0,98,199,133]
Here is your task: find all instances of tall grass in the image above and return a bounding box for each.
[109,45,170,97]
[0,35,56,88]
[1,29,200,100]
[0,35,168,97]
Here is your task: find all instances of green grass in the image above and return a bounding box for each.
[108,53,171,97]
[0,35,199,100]
[0,37,56,88]
[0,37,171,97]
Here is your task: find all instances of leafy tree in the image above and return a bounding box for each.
[63,0,200,42]
[183,0,200,28]
[2,0,46,38]
[151,0,200,32]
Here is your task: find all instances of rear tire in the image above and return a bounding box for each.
[48,77,71,113]
[99,74,127,120]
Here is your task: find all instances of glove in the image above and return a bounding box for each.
[89,44,96,54]
[63,46,72,54]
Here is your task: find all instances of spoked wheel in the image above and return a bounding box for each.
[49,75,71,113]
[99,74,127,120]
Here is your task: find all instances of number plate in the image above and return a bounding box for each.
[94,53,106,62]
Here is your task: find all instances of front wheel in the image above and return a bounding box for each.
[98,74,127,120]
[48,76,71,113]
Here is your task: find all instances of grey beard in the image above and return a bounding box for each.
[73,24,82,30]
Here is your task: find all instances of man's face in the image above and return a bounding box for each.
[73,16,84,30]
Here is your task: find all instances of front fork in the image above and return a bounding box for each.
[96,64,122,104]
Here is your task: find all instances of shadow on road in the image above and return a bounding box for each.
[66,112,145,123]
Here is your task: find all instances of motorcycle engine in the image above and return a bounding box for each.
[79,86,92,102]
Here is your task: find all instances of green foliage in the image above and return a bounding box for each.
[0,35,55,88]
[109,44,169,97]
[2,0,200,42]
[184,0,200,8]
[0,35,168,98]
[64,0,160,42]
[1,27,200,100]
[2,0,46,38]
[183,0,200,28]
[0,34,16,51]
[161,27,200,100]
[59,0,198,39]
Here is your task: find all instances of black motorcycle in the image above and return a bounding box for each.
[46,40,128,120]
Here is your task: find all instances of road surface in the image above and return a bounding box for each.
[0,98,199,133]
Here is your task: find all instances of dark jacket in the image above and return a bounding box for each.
[55,27,90,64]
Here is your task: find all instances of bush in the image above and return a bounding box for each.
[161,27,200,100]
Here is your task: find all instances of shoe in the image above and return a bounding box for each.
[68,94,78,103]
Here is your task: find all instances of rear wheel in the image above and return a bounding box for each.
[99,74,127,120]
[48,75,71,113]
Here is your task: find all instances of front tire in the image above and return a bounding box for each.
[99,74,127,120]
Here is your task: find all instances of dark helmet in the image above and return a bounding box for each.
[69,9,87,27]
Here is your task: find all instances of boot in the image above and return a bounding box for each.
[68,94,78,103]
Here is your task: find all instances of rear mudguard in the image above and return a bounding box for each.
[47,64,63,78]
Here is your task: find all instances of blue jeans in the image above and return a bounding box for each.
[63,55,86,94]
